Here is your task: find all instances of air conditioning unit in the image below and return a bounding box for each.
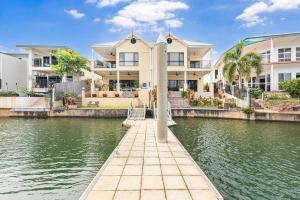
[141,82,149,89]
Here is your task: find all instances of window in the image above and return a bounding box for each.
[34,58,42,67]
[278,73,291,90]
[67,76,73,82]
[36,76,48,88]
[296,73,300,78]
[278,48,291,62]
[168,52,184,66]
[215,69,218,79]
[48,76,61,84]
[296,47,300,61]
[261,51,270,63]
[119,52,139,66]
[190,61,201,68]
[43,56,50,67]
[51,56,58,65]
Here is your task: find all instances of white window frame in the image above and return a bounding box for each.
[278,73,291,90]
[278,48,291,62]
[119,52,139,66]
[296,47,300,61]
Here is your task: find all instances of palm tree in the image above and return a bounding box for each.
[223,42,262,89]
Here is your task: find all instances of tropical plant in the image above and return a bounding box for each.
[223,42,262,89]
[203,83,209,92]
[280,78,300,98]
[0,90,19,97]
[51,49,90,79]
[250,88,263,99]
[181,91,188,98]
[243,107,255,115]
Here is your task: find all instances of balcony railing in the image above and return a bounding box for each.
[261,53,300,63]
[189,60,212,69]
[94,61,116,68]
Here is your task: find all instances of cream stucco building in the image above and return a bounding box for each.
[91,33,214,97]
[214,32,300,92]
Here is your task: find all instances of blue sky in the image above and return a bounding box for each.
[0,0,300,59]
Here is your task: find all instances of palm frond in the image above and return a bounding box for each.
[240,52,263,78]
[224,62,237,84]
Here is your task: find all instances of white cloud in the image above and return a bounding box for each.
[65,9,85,19]
[93,17,101,23]
[106,0,189,33]
[86,0,131,7]
[236,0,300,28]
[164,19,183,28]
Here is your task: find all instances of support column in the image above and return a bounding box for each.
[116,70,120,92]
[184,71,187,91]
[27,50,33,90]
[270,38,274,91]
[156,35,168,143]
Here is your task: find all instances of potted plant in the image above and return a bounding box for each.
[92,93,97,98]
[134,92,139,98]
[204,83,209,92]
[115,93,120,97]
[102,93,107,97]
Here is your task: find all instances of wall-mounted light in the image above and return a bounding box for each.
[167,28,172,44]
[130,32,136,44]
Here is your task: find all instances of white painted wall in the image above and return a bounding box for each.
[273,64,300,91]
[0,53,27,90]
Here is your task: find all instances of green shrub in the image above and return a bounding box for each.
[243,107,254,115]
[55,92,78,101]
[250,88,263,99]
[266,93,289,100]
[280,78,300,98]
[0,91,18,97]
[212,98,223,107]
[181,91,188,98]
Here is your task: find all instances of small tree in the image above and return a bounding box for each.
[51,49,90,80]
[223,42,262,89]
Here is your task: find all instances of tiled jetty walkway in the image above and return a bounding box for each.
[80,119,223,200]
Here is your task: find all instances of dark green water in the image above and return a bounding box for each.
[171,119,300,200]
[0,118,127,200]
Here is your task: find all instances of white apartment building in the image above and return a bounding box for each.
[215,32,300,92]
[16,45,80,93]
[0,52,28,90]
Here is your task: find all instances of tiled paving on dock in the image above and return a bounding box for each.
[81,119,223,200]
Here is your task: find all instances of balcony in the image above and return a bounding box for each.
[94,61,116,69]
[189,60,212,69]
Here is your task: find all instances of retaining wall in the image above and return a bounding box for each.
[172,108,300,122]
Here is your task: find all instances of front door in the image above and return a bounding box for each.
[187,80,197,91]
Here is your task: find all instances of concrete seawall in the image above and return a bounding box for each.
[171,108,300,122]
[1,108,300,122]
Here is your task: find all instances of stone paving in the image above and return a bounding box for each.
[81,119,223,200]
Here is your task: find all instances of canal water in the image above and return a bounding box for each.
[0,118,127,200]
[0,118,299,200]
[171,119,300,200]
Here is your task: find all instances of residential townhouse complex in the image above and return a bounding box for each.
[215,32,300,92]
[91,33,214,97]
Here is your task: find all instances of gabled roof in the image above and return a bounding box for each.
[165,33,213,47]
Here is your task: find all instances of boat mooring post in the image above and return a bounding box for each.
[156,34,168,143]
